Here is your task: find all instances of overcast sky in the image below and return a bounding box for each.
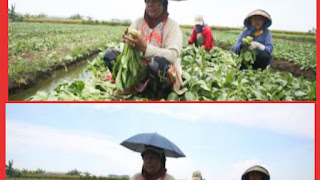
[8,0,316,32]
[6,103,315,180]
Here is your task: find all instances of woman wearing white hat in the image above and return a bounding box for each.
[232,9,273,70]
[192,170,203,180]
[188,15,214,51]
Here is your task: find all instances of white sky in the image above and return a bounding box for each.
[8,0,316,32]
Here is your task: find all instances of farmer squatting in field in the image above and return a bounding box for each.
[187,15,214,51]
[103,0,187,99]
[232,9,274,70]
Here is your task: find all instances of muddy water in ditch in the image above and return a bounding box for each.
[9,56,96,101]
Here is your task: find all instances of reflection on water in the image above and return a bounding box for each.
[9,56,96,101]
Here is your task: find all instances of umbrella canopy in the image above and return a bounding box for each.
[121,133,186,158]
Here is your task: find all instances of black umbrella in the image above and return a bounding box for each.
[121,132,186,158]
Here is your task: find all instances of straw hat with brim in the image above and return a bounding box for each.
[244,9,272,29]
[192,170,202,180]
[241,165,270,180]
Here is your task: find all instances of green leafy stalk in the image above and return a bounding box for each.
[112,28,144,91]
[237,36,256,68]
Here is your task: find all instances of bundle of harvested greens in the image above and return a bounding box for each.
[112,28,144,91]
[237,36,256,67]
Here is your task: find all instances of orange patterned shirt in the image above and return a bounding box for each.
[140,20,167,66]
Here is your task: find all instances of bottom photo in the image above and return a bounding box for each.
[5,103,315,180]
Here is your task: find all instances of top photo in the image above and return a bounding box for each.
[8,0,317,101]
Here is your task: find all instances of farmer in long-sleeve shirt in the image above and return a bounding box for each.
[232,9,273,70]
[103,0,187,99]
[188,15,214,51]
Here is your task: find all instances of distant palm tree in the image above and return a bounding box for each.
[6,160,14,177]
[8,4,17,21]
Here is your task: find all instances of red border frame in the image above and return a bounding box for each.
[1,0,8,178]
[316,102,318,180]
[316,0,319,178]
[1,0,319,179]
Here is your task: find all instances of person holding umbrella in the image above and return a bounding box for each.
[241,165,270,180]
[121,133,186,180]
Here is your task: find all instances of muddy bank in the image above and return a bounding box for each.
[270,59,316,80]
[9,50,100,94]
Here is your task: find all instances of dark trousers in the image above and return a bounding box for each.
[103,49,120,71]
[103,48,172,98]
[146,56,172,98]
[240,50,273,70]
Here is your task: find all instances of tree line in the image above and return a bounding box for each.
[8,4,131,26]
[6,160,129,180]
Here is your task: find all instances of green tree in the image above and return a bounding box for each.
[87,16,93,21]
[35,13,47,18]
[6,160,21,177]
[6,160,14,177]
[8,4,24,21]
[67,169,82,176]
[23,13,31,19]
[308,27,316,34]
[21,168,29,174]
[8,4,17,21]
[80,171,91,180]
[34,168,46,174]
[83,171,91,177]
[70,13,83,20]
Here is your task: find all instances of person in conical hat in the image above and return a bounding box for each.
[232,9,273,70]
[188,15,214,51]
[241,165,270,180]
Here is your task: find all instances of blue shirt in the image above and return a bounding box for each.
[232,29,273,55]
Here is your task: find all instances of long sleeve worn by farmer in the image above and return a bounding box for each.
[232,9,273,70]
[103,0,187,99]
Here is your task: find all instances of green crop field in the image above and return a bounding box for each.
[9,22,125,90]
[9,22,316,101]
[7,177,78,180]
[6,178,127,180]
[194,29,317,71]
[7,179,55,180]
